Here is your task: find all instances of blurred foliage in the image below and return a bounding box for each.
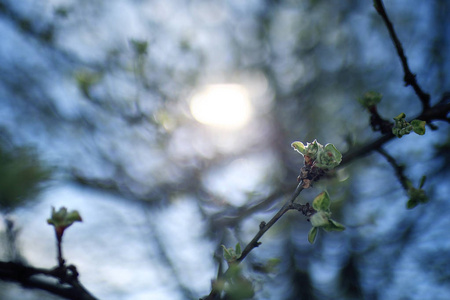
[0,144,51,213]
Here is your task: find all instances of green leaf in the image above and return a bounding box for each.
[291,141,306,155]
[308,227,318,244]
[393,113,406,121]
[411,119,426,135]
[235,243,242,257]
[419,175,427,189]
[406,198,418,209]
[328,219,346,231]
[222,245,234,261]
[312,192,331,211]
[305,140,321,157]
[310,211,330,228]
[407,187,428,209]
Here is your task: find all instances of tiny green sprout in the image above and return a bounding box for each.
[358,91,383,108]
[291,141,306,155]
[222,243,242,264]
[308,192,345,244]
[47,207,82,240]
[392,113,426,138]
[406,176,428,209]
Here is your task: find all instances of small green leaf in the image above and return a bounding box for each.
[235,243,242,257]
[310,211,330,228]
[222,245,234,262]
[328,219,346,231]
[291,141,306,155]
[308,227,318,244]
[393,113,406,121]
[407,187,428,209]
[419,175,427,189]
[411,119,426,135]
[312,192,331,212]
[305,140,321,157]
[406,198,418,209]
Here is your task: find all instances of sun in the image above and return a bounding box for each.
[189,84,253,130]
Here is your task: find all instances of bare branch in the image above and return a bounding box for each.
[0,261,97,300]
[373,0,431,110]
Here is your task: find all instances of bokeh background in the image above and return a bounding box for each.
[0,0,449,299]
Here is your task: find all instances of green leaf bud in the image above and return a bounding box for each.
[222,245,234,262]
[47,207,82,229]
[291,141,306,155]
[315,144,342,170]
[47,207,82,239]
[393,113,406,121]
[406,187,428,209]
[308,227,318,244]
[312,191,331,212]
[358,91,383,108]
[235,243,242,257]
[411,120,426,135]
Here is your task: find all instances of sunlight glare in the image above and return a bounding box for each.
[189,84,252,130]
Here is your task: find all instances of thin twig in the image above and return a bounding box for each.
[203,183,307,300]
[376,148,410,190]
[374,0,430,110]
[237,182,304,264]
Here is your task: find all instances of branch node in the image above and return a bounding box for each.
[259,221,266,230]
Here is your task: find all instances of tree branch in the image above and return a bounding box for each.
[376,148,410,190]
[0,261,97,300]
[202,183,314,300]
[373,0,431,110]
[341,101,450,166]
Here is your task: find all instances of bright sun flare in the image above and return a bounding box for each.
[189,84,253,130]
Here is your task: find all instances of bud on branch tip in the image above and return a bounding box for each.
[47,207,82,237]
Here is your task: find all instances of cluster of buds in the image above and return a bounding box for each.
[392,113,426,138]
[291,140,342,188]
